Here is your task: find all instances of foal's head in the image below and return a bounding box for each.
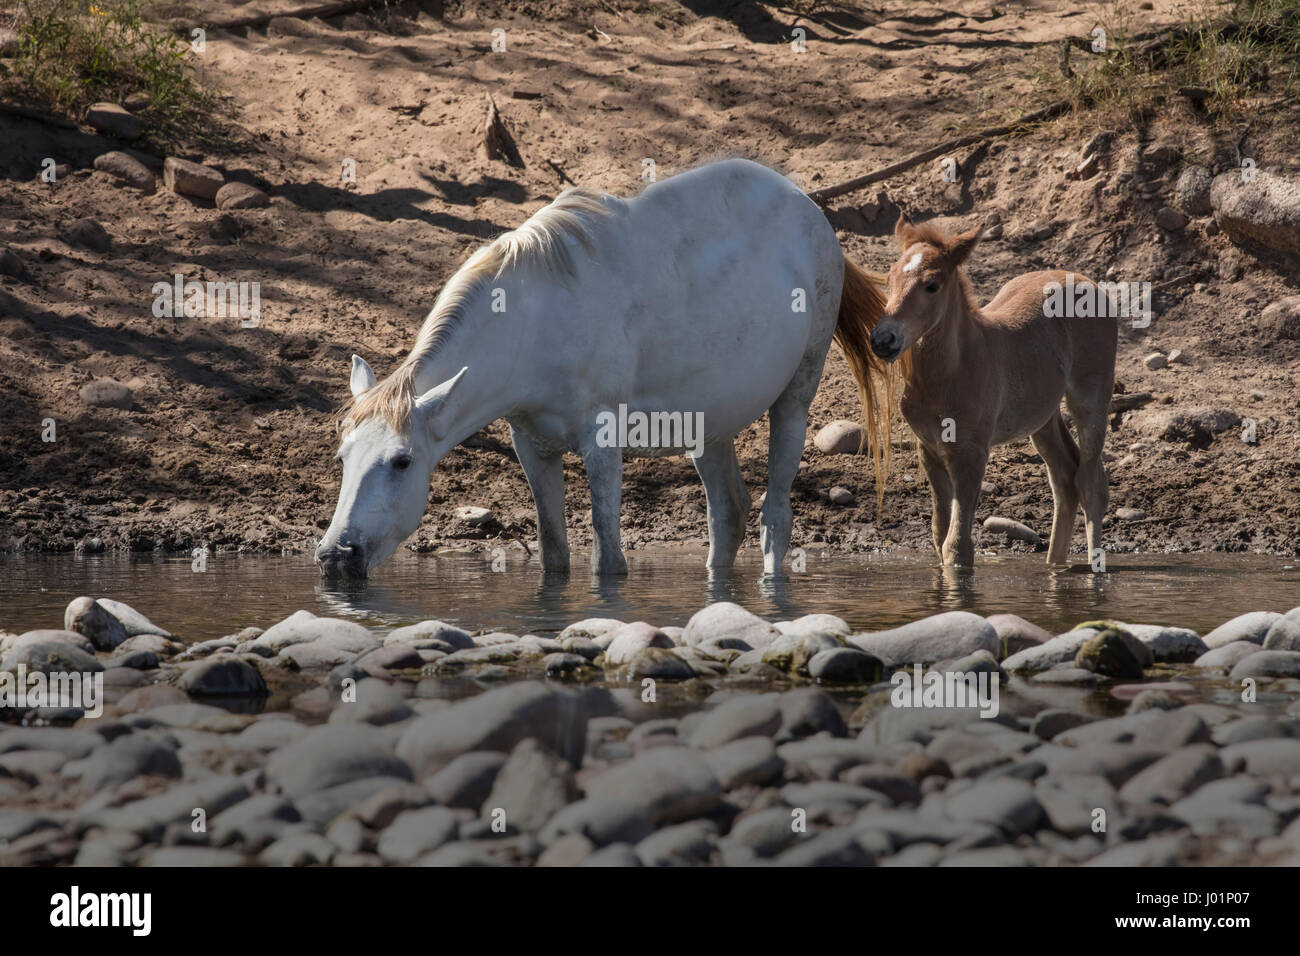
[870,213,982,362]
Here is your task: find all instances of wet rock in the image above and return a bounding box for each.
[776,686,848,740]
[761,629,842,674]
[849,611,998,667]
[62,734,181,789]
[97,599,172,638]
[1211,169,1300,255]
[683,602,780,650]
[1,637,103,675]
[1229,650,1300,680]
[266,724,412,798]
[1204,611,1282,649]
[584,747,721,825]
[1263,617,1300,651]
[215,181,270,210]
[377,807,460,864]
[254,610,374,653]
[622,647,696,681]
[1030,709,1096,740]
[603,622,674,665]
[280,642,357,670]
[543,651,591,677]
[395,683,590,775]
[384,620,473,649]
[357,644,422,671]
[163,156,224,200]
[807,646,882,683]
[688,694,781,748]
[178,657,268,697]
[78,378,131,408]
[65,218,111,252]
[328,679,413,725]
[1193,640,1263,671]
[983,516,1041,546]
[1118,744,1224,805]
[92,151,154,192]
[1124,623,1206,662]
[86,103,141,139]
[1074,628,1144,678]
[813,419,866,454]
[985,614,1053,657]
[481,739,577,833]
[1174,164,1213,216]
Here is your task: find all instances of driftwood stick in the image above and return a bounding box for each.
[807,99,1072,204]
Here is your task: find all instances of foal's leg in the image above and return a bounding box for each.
[761,390,812,577]
[940,446,989,568]
[691,438,750,570]
[578,438,628,576]
[509,424,569,572]
[1066,391,1110,564]
[1030,413,1081,565]
[919,443,954,560]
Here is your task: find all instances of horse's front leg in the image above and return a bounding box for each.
[941,445,989,568]
[579,438,628,576]
[509,423,569,572]
[919,443,954,560]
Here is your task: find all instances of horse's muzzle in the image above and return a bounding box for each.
[315,540,367,578]
[870,325,904,362]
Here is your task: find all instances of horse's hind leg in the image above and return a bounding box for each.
[1030,412,1081,565]
[692,438,750,570]
[762,388,813,577]
[1066,389,1110,565]
[510,423,570,572]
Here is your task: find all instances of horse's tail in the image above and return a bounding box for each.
[833,253,906,518]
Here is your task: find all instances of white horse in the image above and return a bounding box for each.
[316,158,895,579]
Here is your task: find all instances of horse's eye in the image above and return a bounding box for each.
[393,454,412,470]
[924,282,940,294]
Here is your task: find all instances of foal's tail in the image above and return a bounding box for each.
[833,254,905,517]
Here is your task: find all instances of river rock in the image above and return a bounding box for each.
[1,638,103,675]
[702,736,784,789]
[1123,623,1206,662]
[254,610,374,652]
[1075,629,1144,678]
[178,657,268,697]
[1229,650,1300,680]
[1203,611,1282,649]
[163,156,224,200]
[777,614,851,639]
[482,738,578,833]
[583,747,721,825]
[1117,744,1224,805]
[384,620,473,649]
[95,599,171,638]
[92,151,154,192]
[63,734,181,789]
[622,647,696,681]
[1221,738,1300,776]
[86,102,141,139]
[1193,640,1263,671]
[377,807,460,864]
[688,694,782,748]
[807,646,882,683]
[395,683,590,775]
[1034,774,1114,836]
[327,678,413,725]
[424,752,507,809]
[985,614,1053,656]
[777,686,848,739]
[849,611,998,667]
[1211,169,1300,255]
[603,622,674,665]
[683,602,780,650]
[266,724,412,798]
[215,181,270,210]
[78,378,131,408]
[943,777,1043,837]
[78,776,249,839]
[982,516,1041,546]
[540,797,656,848]
[761,629,842,674]
[1263,617,1300,651]
[775,827,874,867]
[558,618,624,642]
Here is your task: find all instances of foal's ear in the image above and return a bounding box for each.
[350,355,377,397]
[894,211,918,247]
[945,226,982,266]
[414,366,469,443]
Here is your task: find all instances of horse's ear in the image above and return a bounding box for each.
[945,226,982,266]
[895,211,918,247]
[350,355,377,397]
[414,367,469,442]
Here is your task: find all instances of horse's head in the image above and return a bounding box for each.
[315,355,467,579]
[870,212,982,362]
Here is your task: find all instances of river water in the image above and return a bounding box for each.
[2,549,1297,641]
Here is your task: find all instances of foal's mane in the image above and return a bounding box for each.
[899,218,982,329]
[340,187,612,435]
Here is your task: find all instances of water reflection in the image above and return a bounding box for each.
[0,549,1297,644]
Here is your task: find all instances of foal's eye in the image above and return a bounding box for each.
[924,282,941,294]
[393,454,412,471]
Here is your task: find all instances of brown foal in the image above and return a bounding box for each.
[869,213,1117,568]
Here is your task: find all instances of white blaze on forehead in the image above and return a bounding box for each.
[903,252,923,274]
